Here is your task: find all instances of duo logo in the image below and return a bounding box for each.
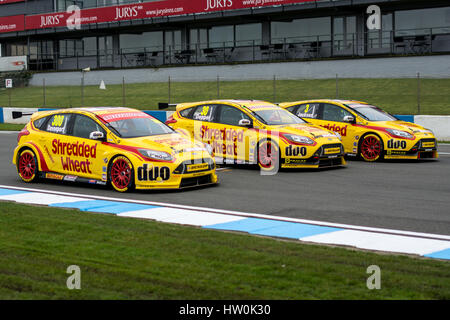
[137,164,170,182]
[387,139,407,149]
[285,145,307,157]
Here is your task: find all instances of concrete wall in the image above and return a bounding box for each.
[29,54,450,87]
[415,116,450,141]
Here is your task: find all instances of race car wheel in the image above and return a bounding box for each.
[109,156,134,192]
[359,134,383,162]
[17,149,39,183]
[257,139,279,171]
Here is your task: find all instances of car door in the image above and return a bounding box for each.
[41,112,73,176]
[313,103,360,154]
[215,104,254,162]
[190,103,219,144]
[68,114,108,181]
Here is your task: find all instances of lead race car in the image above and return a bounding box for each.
[279,99,439,162]
[13,107,217,192]
[165,100,346,170]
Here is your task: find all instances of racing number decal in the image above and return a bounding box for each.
[304,104,310,114]
[51,115,65,127]
[200,106,210,117]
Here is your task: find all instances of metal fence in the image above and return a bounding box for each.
[1,73,445,116]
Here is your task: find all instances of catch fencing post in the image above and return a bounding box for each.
[43,78,46,108]
[8,87,11,108]
[122,77,126,107]
[168,76,171,104]
[81,76,84,107]
[417,72,421,114]
[336,74,339,99]
[217,75,220,99]
[273,75,276,102]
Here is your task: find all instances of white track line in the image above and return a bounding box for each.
[1,184,449,242]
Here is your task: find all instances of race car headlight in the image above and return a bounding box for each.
[283,134,315,145]
[203,143,213,156]
[386,129,414,139]
[333,131,342,140]
[138,149,173,161]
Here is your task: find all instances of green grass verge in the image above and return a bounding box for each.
[0,202,448,299]
[0,123,25,131]
[1,78,450,115]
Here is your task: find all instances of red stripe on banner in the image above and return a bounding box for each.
[0,0,24,5]
[0,15,25,33]
[24,0,316,31]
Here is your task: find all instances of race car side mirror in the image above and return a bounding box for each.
[239,119,252,127]
[343,115,355,123]
[89,131,105,141]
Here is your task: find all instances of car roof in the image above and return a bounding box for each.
[31,107,145,121]
[176,99,277,110]
[291,99,368,104]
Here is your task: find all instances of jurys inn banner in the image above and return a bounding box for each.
[0,0,316,33]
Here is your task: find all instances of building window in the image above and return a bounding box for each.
[209,25,234,48]
[59,39,83,57]
[367,14,393,50]
[236,23,262,46]
[83,37,97,56]
[120,32,164,53]
[271,17,331,43]
[190,29,208,49]
[395,7,450,35]
[165,30,182,52]
[333,16,356,52]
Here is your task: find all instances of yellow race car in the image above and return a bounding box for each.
[13,107,217,192]
[165,100,346,170]
[279,99,438,161]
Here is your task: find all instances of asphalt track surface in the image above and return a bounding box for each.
[1,131,449,236]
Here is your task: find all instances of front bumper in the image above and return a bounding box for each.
[281,143,346,168]
[384,138,439,160]
[135,157,218,190]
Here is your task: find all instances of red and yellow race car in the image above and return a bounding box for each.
[165,100,346,170]
[13,107,217,192]
[279,99,438,161]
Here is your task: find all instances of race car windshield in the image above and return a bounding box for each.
[348,105,398,122]
[253,108,305,125]
[109,117,173,138]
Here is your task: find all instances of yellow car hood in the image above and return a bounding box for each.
[119,133,207,155]
[269,123,342,141]
[365,120,434,137]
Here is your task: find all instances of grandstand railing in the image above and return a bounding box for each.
[26,27,450,71]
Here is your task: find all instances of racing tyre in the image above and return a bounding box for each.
[359,133,383,162]
[257,139,280,172]
[17,149,39,183]
[109,156,134,192]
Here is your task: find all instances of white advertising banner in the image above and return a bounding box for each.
[0,56,27,72]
